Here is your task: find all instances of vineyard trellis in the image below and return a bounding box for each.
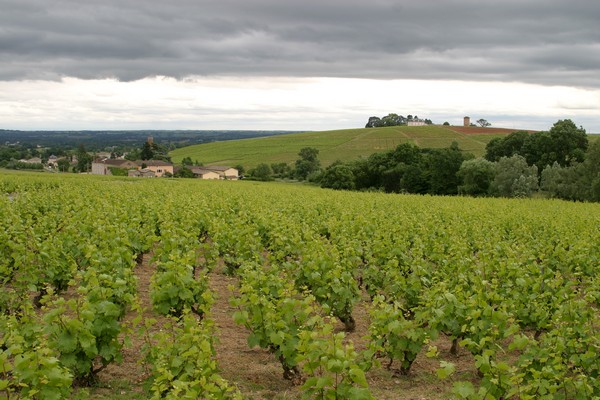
[1,172,599,399]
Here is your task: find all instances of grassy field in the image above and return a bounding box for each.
[170,125,518,169]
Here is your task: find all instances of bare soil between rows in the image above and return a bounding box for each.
[81,253,479,400]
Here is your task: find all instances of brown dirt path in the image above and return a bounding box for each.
[208,265,299,398]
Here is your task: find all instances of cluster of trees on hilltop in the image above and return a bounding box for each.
[365,113,433,128]
[318,119,599,202]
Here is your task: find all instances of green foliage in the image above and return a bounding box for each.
[320,162,355,190]
[487,120,588,173]
[271,162,292,178]
[74,144,92,173]
[508,300,600,398]
[44,297,124,384]
[146,313,242,399]
[292,247,359,332]
[232,263,316,380]
[249,163,273,181]
[151,258,211,318]
[107,166,129,176]
[2,170,600,399]
[458,158,496,196]
[1,313,73,399]
[489,155,538,197]
[366,296,431,375]
[298,321,373,399]
[485,131,529,162]
[173,166,196,178]
[295,147,321,180]
[541,140,600,201]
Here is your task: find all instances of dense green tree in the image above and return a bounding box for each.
[295,147,320,180]
[140,141,154,160]
[234,164,245,176]
[57,158,71,172]
[382,113,405,126]
[174,166,196,178]
[546,119,588,166]
[520,120,588,171]
[73,144,92,173]
[543,141,600,202]
[489,155,538,198]
[365,116,383,128]
[271,162,292,178]
[421,144,468,195]
[390,143,422,165]
[252,163,273,181]
[485,131,529,162]
[583,140,600,201]
[181,157,193,166]
[457,158,496,196]
[521,131,551,168]
[320,163,356,190]
[125,148,141,161]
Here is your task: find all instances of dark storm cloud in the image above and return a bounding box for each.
[1,0,599,86]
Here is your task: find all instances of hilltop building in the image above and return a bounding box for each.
[464,116,471,127]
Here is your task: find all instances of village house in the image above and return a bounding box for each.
[91,159,138,175]
[188,166,239,180]
[189,167,222,180]
[91,158,173,177]
[205,166,239,180]
[138,160,174,177]
[407,119,426,126]
[128,168,156,178]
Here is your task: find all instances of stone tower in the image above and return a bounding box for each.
[463,116,470,127]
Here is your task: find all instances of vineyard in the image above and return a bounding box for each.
[1,172,599,399]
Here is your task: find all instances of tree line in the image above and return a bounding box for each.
[365,113,433,128]
[315,119,598,202]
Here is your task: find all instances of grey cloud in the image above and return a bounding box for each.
[1,0,600,87]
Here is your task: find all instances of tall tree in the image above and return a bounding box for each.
[458,158,496,196]
[485,131,529,162]
[489,155,538,198]
[295,147,320,180]
[546,119,588,166]
[476,119,491,128]
[74,144,92,173]
[140,141,154,160]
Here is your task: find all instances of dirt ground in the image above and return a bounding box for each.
[82,254,478,400]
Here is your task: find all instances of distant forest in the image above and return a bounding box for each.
[0,130,297,151]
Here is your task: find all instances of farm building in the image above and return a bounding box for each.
[91,158,173,177]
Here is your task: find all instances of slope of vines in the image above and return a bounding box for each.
[1,172,599,399]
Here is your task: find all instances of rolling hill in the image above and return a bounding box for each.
[169,125,530,169]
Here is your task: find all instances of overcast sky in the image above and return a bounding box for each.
[1,0,599,132]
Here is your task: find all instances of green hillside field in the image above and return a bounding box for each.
[170,125,517,169]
